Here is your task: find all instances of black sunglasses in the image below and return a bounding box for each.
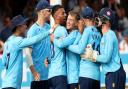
[44,9,52,12]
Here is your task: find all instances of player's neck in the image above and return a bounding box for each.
[36,18,46,27]
[86,21,94,26]
[13,32,20,37]
[68,29,73,33]
[13,29,24,37]
[102,26,110,35]
[54,20,61,25]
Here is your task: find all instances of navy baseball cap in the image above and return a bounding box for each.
[11,15,28,29]
[99,7,114,23]
[81,6,94,19]
[35,0,52,11]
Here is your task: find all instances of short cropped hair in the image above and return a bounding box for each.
[51,5,64,17]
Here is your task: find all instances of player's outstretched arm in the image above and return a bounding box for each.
[53,30,78,48]
[17,24,58,49]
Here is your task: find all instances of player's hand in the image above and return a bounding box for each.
[50,34,54,42]
[52,24,58,29]
[30,65,40,81]
[49,24,59,34]
[92,50,99,62]
[85,50,99,62]
[81,44,93,59]
[81,44,99,62]
[78,19,85,34]
[44,59,49,68]
[32,71,40,81]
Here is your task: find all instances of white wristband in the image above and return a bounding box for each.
[49,29,54,34]
[24,48,33,68]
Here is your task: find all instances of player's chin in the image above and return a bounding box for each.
[66,25,71,30]
[46,17,50,21]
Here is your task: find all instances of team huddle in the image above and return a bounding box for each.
[1,0,126,89]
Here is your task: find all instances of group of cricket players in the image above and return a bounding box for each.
[1,0,126,89]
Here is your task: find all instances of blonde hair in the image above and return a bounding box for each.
[68,11,80,21]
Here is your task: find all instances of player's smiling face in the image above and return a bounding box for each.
[55,8,66,24]
[66,14,77,30]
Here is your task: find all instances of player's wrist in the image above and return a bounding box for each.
[49,29,54,34]
[92,50,99,62]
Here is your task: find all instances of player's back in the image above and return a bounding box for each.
[2,35,23,89]
[100,29,121,74]
[79,26,101,81]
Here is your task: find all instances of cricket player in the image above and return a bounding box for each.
[63,11,82,89]
[65,11,83,89]
[48,5,68,89]
[1,15,56,89]
[83,7,126,89]
[26,0,53,89]
[67,6,101,89]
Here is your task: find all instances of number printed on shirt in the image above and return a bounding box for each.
[6,53,10,69]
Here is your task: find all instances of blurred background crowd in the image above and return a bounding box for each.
[0,0,128,53]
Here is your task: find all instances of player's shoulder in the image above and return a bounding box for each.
[12,36,23,43]
[54,25,67,37]
[55,25,67,33]
[83,26,92,34]
[91,26,99,32]
[42,23,51,31]
[27,23,39,36]
[71,29,78,33]
[93,27,101,36]
[109,29,115,34]
[5,36,23,49]
[107,30,116,37]
[70,29,79,36]
[77,31,82,36]
[105,30,116,41]
[7,35,22,41]
[29,23,39,30]
[57,25,66,30]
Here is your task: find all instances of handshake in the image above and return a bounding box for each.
[80,44,99,62]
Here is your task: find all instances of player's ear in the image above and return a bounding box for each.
[75,21,78,27]
[75,19,79,26]
[38,10,42,15]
